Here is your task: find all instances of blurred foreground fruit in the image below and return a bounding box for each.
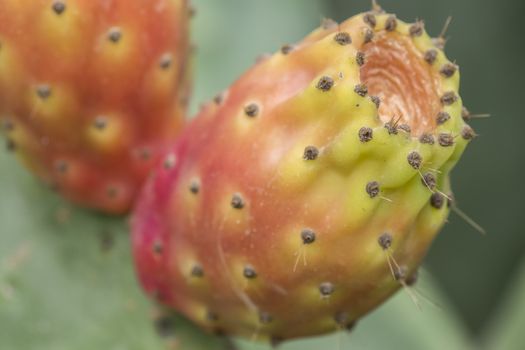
[0,0,190,214]
[132,9,475,342]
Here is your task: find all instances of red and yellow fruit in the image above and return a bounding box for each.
[132,10,474,342]
[0,0,190,214]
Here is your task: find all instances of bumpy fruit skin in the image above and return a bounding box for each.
[132,11,474,341]
[0,0,190,214]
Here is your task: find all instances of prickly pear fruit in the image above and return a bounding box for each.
[0,0,190,214]
[132,10,474,342]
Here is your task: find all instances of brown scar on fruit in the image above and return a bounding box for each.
[354,84,368,97]
[440,91,457,105]
[334,311,356,331]
[378,232,392,250]
[409,20,424,37]
[370,95,380,108]
[93,116,108,130]
[356,51,365,66]
[405,269,419,286]
[366,181,380,198]
[316,76,334,91]
[303,146,319,160]
[294,228,316,271]
[384,119,399,135]
[438,133,454,147]
[231,193,245,209]
[363,27,374,43]
[358,127,373,142]
[398,124,411,133]
[436,111,450,125]
[107,27,122,43]
[280,44,294,55]
[334,32,351,45]
[52,1,66,15]
[419,133,435,145]
[159,53,173,70]
[189,178,200,194]
[363,13,377,27]
[191,264,204,277]
[244,103,259,117]
[461,126,476,140]
[440,63,457,78]
[213,92,226,105]
[319,282,335,298]
[407,151,422,169]
[424,49,438,64]
[243,265,257,279]
[152,240,163,254]
[36,84,51,99]
[421,172,437,190]
[430,192,444,209]
[163,153,176,169]
[385,15,397,31]
[301,228,316,244]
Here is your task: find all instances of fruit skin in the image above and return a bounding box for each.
[132,10,473,341]
[0,0,191,214]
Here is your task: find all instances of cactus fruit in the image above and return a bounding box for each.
[132,10,474,342]
[0,0,190,214]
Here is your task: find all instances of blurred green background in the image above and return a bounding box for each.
[1,0,524,349]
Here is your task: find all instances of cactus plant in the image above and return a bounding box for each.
[132,8,475,343]
[1,1,512,350]
[0,0,190,214]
